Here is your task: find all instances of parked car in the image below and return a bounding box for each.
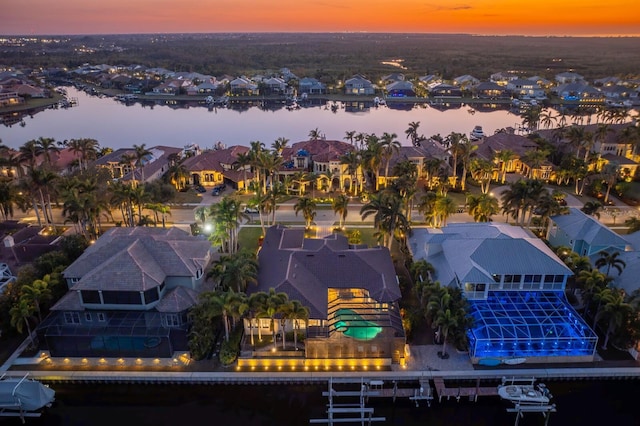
[194,185,206,193]
[212,188,221,196]
[244,206,259,214]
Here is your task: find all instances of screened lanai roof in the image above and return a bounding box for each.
[470,291,595,340]
[467,291,597,359]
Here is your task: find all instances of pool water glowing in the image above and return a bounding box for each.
[334,309,383,340]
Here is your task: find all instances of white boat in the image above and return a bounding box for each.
[470,125,485,140]
[497,378,551,405]
[0,374,55,420]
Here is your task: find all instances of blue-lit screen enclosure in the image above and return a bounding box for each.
[467,291,598,361]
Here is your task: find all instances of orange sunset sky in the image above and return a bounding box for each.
[4,0,639,36]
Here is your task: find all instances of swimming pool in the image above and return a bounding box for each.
[333,308,383,340]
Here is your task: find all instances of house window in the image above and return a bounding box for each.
[195,268,203,280]
[97,313,106,322]
[164,314,180,327]
[64,312,80,324]
[84,313,92,322]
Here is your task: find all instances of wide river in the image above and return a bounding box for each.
[1,87,534,151]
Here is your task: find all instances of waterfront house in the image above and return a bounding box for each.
[472,132,545,180]
[278,139,362,194]
[552,82,603,102]
[429,84,462,98]
[344,75,375,95]
[376,144,450,189]
[418,75,442,89]
[37,227,213,358]
[298,77,326,95]
[547,208,629,256]
[182,145,252,190]
[92,145,182,185]
[490,71,519,86]
[262,77,288,95]
[472,82,510,99]
[452,75,480,90]
[555,72,585,84]
[385,80,415,97]
[408,223,597,363]
[245,225,406,366]
[0,90,24,107]
[506,78,545,100]
[230,76,259,95]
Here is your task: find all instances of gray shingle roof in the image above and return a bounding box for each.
[550,208,628,248]
[63,227,212,292]
[409,223,572,286]
[253,225,401,319]
[154,286,200,312]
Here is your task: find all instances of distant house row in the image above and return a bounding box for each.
[19,63,638,105]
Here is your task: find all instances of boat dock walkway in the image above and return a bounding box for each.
[433,377,499,403]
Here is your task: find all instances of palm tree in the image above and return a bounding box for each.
[434,308,459,359]
[20,278,53,322]
[200,289,245,342]
[283,300,309,350]
[466,193,499,222]
[165,163,188,190]
[624,217,640,233]
[339,151,361,195]
[294,196,317,229]
[133,143,152,183]
[601,289,632,350]
[405,121,421,147]
[601,162,619,205]
[595,251,626,276]
[331,194,349,230]
[539,109,557,129]
[494,149,516,184]
[35,137,60,167]
[581,200,603,218]
[233,151,253,193]
[360,191,409,250]
[380,132,401,187]
[445,132,466,188]
[247,291,268,347]
[433,194,457,227]
[262,288,289,350]
[271,137,289,156]
[10,298,37,347]
[208,196,248,253]
[344,130,356,146]
[469,158,494,194]
[207,250,258,293]
[308,128,323,141]
[19,140,41,169]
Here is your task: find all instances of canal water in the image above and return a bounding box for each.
[4,379,637,425]
[1,87,532,151]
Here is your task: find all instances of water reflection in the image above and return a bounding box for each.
[0,86,609,151]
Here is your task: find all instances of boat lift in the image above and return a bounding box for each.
[506,403,557,426]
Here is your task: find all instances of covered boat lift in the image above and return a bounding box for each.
[0,373,55,423]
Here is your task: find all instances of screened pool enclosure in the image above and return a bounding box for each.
[467,291,597,359]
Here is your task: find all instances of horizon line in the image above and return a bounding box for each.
[2,31,640,38]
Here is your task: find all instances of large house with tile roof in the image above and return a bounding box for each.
[247,225,406,365]
[182,145,252,190]
[92,145,182,184]
[473,131,553,181]
[37,227,213,358]
[408,223,597,363]
[278,139,364,194]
